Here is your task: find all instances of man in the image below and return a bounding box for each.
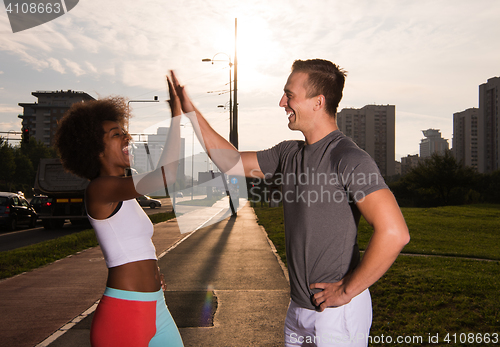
[172,59,409,347]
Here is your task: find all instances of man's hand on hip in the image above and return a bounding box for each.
[309,279,352,312]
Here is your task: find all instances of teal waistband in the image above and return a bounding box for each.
[103,287,164,302]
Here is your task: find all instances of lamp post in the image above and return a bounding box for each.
[202,19,239,216]
[127,96,160,170]
[127,96,159,110]
[233,18,238,150]
[202,53,234,146]
[202,53,237,216]
[202,18,238,148]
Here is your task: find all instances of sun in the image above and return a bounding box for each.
[211,15,284,92]
[237,17,283,87]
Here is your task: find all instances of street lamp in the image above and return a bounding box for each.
[202,17,238,149]
[202,19,239,216]
[127,96,160,170]
[202,53,234,147]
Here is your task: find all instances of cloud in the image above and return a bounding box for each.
[64,59,85,76]
[85,62,97,74]
[1,0,499,158]
[48,58,65,74]
[0,105,23,114]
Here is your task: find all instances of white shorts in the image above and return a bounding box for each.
[284,289,372,347]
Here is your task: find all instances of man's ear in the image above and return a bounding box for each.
[313,95,326,111]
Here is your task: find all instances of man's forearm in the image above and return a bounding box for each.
[186,108,244,175]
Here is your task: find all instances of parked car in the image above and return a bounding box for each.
[176,192,183,198]
[0,192,38,231]
[29,195,48,214]
[136,195,162,209]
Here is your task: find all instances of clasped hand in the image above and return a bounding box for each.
[309,278,352,312]
[166,70,195,116]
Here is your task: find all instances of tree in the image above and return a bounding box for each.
[0,138,16,190]
[480,170,500,204]
[0,137,57,194]
[20,137,57,173]
[14,151,34,188]
[399,150,479,206]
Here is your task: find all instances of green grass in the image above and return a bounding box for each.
[0,229,98,279]
[0,211,177,280]
[253,204,500,345]
[148,210,177,224]
[252,206,287,266]
[358,204,500,260]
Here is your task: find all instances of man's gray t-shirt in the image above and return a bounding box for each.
[256,130,388,310]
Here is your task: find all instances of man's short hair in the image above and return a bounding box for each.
[291,59,347,117]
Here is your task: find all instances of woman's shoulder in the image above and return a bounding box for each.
[85,177,122,219]
[85,176,110,199]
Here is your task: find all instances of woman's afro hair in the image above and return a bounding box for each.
[53,97,130,180]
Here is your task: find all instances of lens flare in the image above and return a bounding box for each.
[200,284,215,326]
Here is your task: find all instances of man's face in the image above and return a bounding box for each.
[279,72,317,132]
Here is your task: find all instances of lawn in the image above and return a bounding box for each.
[253,204,500,346]
[358,204,500,260]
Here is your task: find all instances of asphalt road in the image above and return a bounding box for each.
[0,197,174,252]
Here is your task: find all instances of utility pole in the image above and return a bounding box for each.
[231,18,238,149]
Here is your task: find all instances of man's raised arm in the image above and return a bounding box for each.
[170,70,264,179]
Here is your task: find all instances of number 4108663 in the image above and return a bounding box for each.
[5,2,62,14]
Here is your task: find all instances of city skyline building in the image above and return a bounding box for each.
[478,77,500,173]
[453,108,479,170]
[419,129,449,158]
[18,90,94,146]
[337,104,396,177]
[401,154,420,176]
[452,76,500,173]
[132,127,186,189]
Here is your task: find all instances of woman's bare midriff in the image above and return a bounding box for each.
[107,259,162,292]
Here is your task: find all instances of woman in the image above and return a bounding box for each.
[54,73,184,347]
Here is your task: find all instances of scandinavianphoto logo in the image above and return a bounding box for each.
[4,0,79,33]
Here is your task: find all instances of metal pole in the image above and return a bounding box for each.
[191,129,194,200]
[232,18,238,149]
[229,61,233,145]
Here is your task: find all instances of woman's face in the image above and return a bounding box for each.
[99,121,132,174]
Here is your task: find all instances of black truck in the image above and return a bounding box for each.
[34,158,89,229]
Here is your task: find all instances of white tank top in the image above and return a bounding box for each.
[87,199,157,268]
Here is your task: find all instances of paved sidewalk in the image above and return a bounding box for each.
[0,201,290,347]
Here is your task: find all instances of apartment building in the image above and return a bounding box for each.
[337,105,396,177]
[453,77,500,173]
[453,108,479,170]
[478,77,500,173]
[419,129,449,158]
[18,90,94,146]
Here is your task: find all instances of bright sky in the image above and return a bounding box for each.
[1,0,499,161]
